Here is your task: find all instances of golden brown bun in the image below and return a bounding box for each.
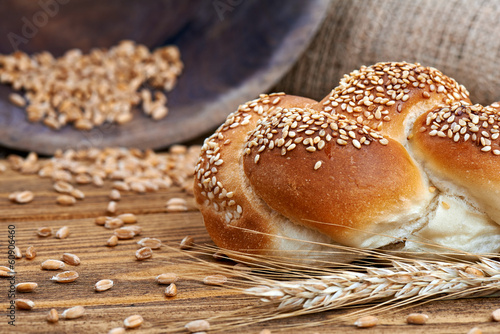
[194,94,357,262]
[243,108,431,248]
[195,62,500,261]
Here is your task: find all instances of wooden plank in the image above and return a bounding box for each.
[0,161,499,333]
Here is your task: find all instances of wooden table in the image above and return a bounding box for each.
[1,158,499,334]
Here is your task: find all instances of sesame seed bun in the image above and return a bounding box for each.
[195,62,500,262]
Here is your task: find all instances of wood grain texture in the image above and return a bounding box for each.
[0,161,500,333]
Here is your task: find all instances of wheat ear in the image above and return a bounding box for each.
[244,257,500,312]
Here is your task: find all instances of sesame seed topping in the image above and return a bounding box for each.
[422,102,500,156]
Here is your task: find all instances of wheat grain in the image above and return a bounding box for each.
[14,246,22,259]
[203,274,227,286]
[15,282,38,292]
[53,181,73,193]
[164,283,177,297]
[114,228,135,240]
[55,226,70,239]
[105,217,124,229]
[8,93,26,107]
[61,253,80,266]
[156,273,179,285]
[109,189,121,201]
[492,308,500,321]
[70,188,85,200]
[137,237,162,249]
[108,328,126,334]
[95,279,114,292]
[185,319,210,332]
[56,195,76,206]
[95,216,108,226]
[124,315,144,329]
[118,213,137,224]
[107,235,119,247]
[25,245,36,259]
[107,201,117,214]
[15,299,35,310]
[51,270,79,283]
[468,327,482,334]
[354,315,378,328]
[62,306,85,319]
[13,190,34,204]
[136,247,152,260]
[41,259,65,270]
[37,226,52,237]
[406,313,428,325]
[121,225,142,236]
[47,308,59,323]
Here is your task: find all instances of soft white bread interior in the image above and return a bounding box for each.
[194,62,500,262]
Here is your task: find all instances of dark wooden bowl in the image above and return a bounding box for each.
[0,0,329,154]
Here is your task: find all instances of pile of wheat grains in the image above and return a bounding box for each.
[7,145,199,211]
[0,40,182,130]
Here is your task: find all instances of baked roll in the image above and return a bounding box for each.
[194,62,500,262]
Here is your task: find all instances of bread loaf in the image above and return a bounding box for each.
[194,62,500,262]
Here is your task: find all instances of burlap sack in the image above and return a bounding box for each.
[275,0,500,105]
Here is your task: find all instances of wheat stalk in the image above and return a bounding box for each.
[244,257,500,313]
[162,235,500,332]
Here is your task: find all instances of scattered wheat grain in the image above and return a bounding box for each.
[354,315,378,328]
[492,308,500,321]
[53,181,73,193]
[14,246,22,259]
[15,282,38,292]
[185,319,210,332]
[118,213,137,224]
[124,315,144,329]
[164,283,177,297]
[107,201,117,214]
[61,253,80,266]
[37,226,52,237]
[203,274,227,286]
[51,270,79,283]
[95,279,114,292]
[70,188,85,200]
[47,308,59,323]
[41,259,65,270]
[109,189,121,201]
[25,245,36,259]
[15,298,35,310]
[137,237,162,249]
[95,216,109,226]
[407,313,429,325]
[105,217,124,229]
[56,195,76,206]
[9,93,26,107]
[114,228,135,240]
[136,247,152,260]
[156,273,178,285]
[55,226,70,239]
[13,190,34,204]
[62,305,85,319]
[121,225,142,236]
